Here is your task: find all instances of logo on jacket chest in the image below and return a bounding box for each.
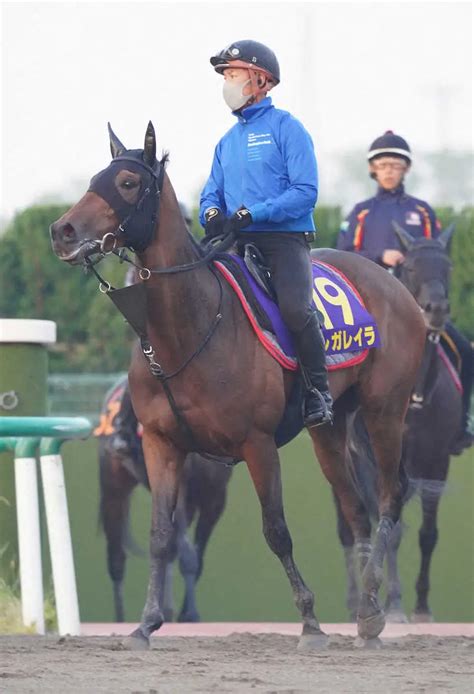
[247,132,274,161]
[405,211,422,225]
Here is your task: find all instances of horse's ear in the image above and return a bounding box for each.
[108,122,126,159]
[143,121,156,167]
[392,220,416,252]
[438,223,455,253]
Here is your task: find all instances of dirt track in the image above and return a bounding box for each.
[1,633,473,693]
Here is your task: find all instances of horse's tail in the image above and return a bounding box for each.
[345,408,411,520]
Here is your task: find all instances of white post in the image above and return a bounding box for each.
[39,450,80,636]
[14,455,45,634]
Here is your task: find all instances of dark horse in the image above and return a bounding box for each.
[333,224,462,623]
[50,122,425,650]
[95,377,232,622]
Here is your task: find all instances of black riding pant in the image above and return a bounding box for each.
[236,232,314,333]
[236,231,329,395]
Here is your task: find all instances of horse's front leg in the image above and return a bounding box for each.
[412,482,444,622]
[125,431,185,649]
[243,434,327,651]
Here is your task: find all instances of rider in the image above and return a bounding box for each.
[200,39,333,428]
[111,201,194,453]
[337,130,473,453]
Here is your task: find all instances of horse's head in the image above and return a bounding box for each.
[393,221,455,332]
[50,122,164,264]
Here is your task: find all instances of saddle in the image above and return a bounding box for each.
[215,246,381,376]
[243,243,276,301]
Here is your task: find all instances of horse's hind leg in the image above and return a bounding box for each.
[99,444,138,622]
[356,405,408,640]
[412,476,446,622]
[162,562,175,621]
[333,491,359,621]
[385,519,408,622]
[193,461,232,581]
[178,458,231,622]
[244,435,327,651]
[173,489,200,624]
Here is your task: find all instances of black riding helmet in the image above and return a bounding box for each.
[367,130,412,164]
[210,40,280,84]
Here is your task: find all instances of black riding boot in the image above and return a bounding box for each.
[292,312,333,427]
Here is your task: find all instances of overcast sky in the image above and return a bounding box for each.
[1,0,472,219]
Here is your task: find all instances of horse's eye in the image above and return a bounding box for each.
[122,180,138,189]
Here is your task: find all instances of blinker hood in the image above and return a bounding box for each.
[87,154,160,252]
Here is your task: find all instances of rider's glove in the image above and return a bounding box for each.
[225,207,253,234]
[204,208,226,239]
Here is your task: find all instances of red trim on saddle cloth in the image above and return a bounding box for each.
[437,345,463,393]
[416,205,432,239]
[214,261,297,371]
[353,209,370,250]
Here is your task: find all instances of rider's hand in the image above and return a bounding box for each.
[225,207,253,234]
[204,208,226,239]
[382,249,405,267]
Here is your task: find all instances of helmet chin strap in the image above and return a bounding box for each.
[244,69,271,107]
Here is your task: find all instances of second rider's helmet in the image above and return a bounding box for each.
[367,130,412,165]
[210,40,280,85]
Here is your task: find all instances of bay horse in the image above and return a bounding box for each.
[333,225,462,623]
[95,377,232,622]
[50,122,425,650]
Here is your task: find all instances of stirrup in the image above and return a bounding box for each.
[304,388,333,428]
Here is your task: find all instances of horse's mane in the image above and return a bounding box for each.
[159,151,170,167]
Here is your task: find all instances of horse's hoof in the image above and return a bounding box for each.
[121,629,150,651]
[354,636,383,650]
[297,631,329,652]
[411,610,434,623]
[357,593,385,639]
[385,609,409,624]
[357,610,385,640]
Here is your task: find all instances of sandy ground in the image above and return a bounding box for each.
[0,633,473,693]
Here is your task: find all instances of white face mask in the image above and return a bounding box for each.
[222,79,252,111]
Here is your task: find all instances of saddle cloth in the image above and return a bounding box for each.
[214,255,381,372]
[93,377,144,438]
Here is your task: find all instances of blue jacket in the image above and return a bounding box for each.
[337,185,440,266]
[200,97,317,233]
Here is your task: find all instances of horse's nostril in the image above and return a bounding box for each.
[61,223,77,241]
[425,303,432,314]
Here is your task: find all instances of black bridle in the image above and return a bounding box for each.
[392,240,451,410]
[82,152,236,454]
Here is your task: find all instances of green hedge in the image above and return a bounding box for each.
[0,204,472,374]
